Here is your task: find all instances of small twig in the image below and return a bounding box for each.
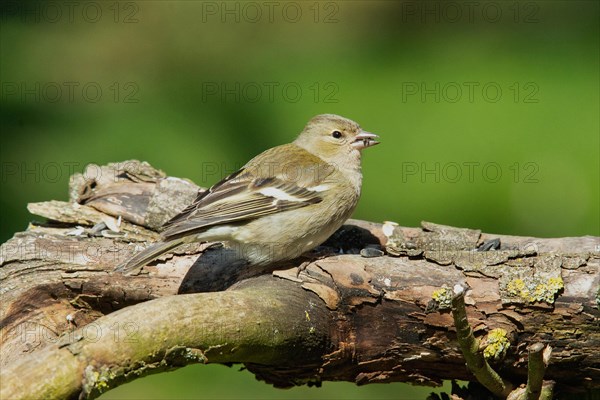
[451,285,513,398]
[538,381,555,400]
[524,343,553,400]
[525,343,545,400]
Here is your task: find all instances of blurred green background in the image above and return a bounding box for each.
[1,1,598,399]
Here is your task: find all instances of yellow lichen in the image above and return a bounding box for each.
[83,366,114,395]
[95,377,109,391]
[432,287,453,309]
[483,328,510,360]
[531,284,547,302]
[506,278,528,298]
[547,277,564,291]
[505,276,563,304]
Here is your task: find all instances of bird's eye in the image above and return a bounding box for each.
[332,130,342,139]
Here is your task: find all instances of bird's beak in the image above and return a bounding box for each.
[352,131,380,150]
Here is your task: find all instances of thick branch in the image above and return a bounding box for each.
[1,278,328,399]
[1,160,598,399]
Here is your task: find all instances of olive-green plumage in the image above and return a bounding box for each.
[117,114,379,274]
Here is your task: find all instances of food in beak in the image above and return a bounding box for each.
[352,131,380,150]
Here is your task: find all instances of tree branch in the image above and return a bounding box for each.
[1,160,598,399]
[1,278,328,399]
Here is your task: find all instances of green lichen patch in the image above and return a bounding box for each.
[385,221,480,258]
[561,254,589,269]
[384,223,423,257]
[440,249,537,278]
[417,244,538,280]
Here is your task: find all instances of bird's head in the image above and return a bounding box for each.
[294,114,379,166]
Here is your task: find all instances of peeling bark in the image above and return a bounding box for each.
[0,160,598,399]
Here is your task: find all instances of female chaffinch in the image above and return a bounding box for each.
[118,114,379,274]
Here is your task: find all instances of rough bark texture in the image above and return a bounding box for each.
[0,160,598,399]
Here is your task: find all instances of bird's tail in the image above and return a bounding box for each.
[116,239,185,275]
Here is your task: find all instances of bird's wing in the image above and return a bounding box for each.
[161,157,332,240]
